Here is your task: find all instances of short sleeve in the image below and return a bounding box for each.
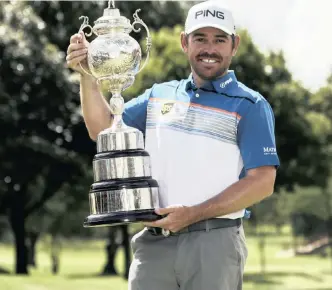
[237,99,280,170]
[123,86,153,134]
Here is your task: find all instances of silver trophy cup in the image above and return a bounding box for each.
[79,0,160,227]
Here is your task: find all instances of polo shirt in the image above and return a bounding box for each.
[123,70,280,219]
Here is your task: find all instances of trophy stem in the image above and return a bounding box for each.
[109,91,125,130]
[108,0,115,9]
[111,114,126,130]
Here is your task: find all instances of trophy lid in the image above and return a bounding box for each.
[93,1,132,34]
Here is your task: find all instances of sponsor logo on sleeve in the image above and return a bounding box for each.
[263,147,277,155]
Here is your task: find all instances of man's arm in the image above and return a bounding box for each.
[145,166,276,232]
[190,166,276,222]
[80,74,112,141]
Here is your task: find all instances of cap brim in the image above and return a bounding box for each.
[185,23,234,35]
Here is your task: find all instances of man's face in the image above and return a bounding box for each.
[181,27,240,81]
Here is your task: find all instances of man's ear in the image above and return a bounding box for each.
[180,32,189,53]
[232,35,240,56]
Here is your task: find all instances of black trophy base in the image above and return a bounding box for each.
[83,209,160,228]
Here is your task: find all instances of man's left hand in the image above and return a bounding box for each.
[143,205,199,233]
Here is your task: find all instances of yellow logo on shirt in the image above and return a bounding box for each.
[161,102,175,115]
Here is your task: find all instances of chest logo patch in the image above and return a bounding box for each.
[161,102,175,115]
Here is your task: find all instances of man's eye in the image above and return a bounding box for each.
[195,38,204,42]
[217,39,226,43]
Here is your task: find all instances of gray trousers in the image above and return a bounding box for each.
[128,224,248,290]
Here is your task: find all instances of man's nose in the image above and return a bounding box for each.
[201,42,218,54]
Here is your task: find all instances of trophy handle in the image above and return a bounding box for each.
[77,16,98,77]
[132,9,152,74]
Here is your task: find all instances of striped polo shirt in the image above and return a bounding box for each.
[123,70,280,219]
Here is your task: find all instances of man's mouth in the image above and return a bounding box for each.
[200,58,218,63]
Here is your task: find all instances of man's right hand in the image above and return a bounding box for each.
[66,31,91,75]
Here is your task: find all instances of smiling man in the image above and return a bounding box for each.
[66,1,279,289]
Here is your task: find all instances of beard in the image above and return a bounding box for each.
[192,64,228,81]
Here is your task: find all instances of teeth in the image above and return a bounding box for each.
[202,59,216,63]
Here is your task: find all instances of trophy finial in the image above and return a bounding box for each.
[108,0,115,9]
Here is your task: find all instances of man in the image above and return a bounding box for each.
[66,1,279,289]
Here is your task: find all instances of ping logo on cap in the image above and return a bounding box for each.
[195,10,225,20]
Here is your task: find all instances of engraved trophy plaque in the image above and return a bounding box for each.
[80,0,160,227]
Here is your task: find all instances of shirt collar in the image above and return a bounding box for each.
[185,70,237,93]
[185,73,197,91]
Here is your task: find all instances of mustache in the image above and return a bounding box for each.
[197,52,221,60]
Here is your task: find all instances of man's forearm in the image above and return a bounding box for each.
[80,74,112,140]
[191,167,276,222]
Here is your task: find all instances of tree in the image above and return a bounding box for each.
[0,2,89,274]
[0,0,187,276]
[309,78,332,270]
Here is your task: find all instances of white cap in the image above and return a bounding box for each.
[185,1,236,35]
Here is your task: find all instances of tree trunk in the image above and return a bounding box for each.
[275,222,282,235]
[102,227,119,276]
[121,225,131,279]
[51,235,61,275]
[322,189,332,273]
[327,216,332,273]
[258,232,266,274]
[27,231,39,268]
[291,219,299,255]
[9,191,28,274]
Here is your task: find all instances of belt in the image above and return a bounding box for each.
[147,218,241,237]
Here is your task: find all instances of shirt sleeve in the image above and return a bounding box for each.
[237,99,280,170]
[122,86,153,134]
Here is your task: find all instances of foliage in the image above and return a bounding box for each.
[124,25,190,99]
[31,0,185,53]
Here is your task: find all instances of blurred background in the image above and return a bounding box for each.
[1,0,332,289]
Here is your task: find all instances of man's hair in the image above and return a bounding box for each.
[185,33,236,49]
[231,34,235,49]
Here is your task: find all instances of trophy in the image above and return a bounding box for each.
[79,0,160,227]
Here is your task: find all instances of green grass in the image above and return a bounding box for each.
[1,232,332,290]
